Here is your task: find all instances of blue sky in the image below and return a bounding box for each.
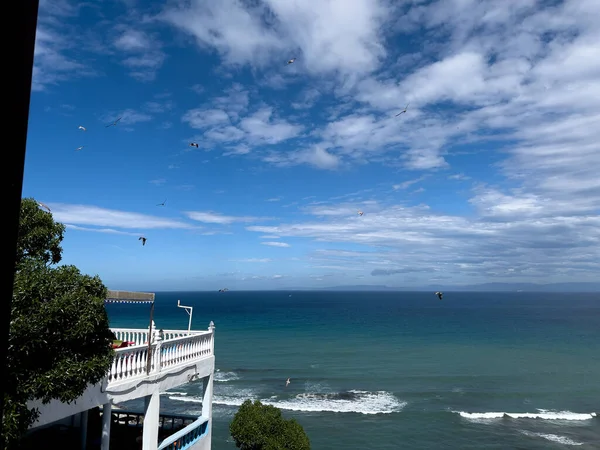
[24,0,600,291]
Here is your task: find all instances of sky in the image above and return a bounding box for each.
[23,0,600,291]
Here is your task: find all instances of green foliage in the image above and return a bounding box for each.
[16,198,65,268]
[229,400,310,450]
[2,198,115,450]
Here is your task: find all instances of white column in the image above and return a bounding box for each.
[101,403,112,450]
[202,373,214,447]
[142,391,161,450]
[80,410,88,450]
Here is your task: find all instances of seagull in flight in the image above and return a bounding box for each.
[395,103,410,117]
[76,146,84,151]
[286,57,296,66]
[78,125,86,131]
[358,211,364,216]
[106,117,122,128]
[286,378,291,387]
[139,236,147,246]
[435,291,443,300]
[157,199,166,206]
[38,202,51,213]
[189,142,199,148]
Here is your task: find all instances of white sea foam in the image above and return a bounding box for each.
[166,391,187,396]
[168,396,202,403]
[171,388,405,414]
[261,390,406,415]
[520,430,584,446]
[455,410,597,421]
[214,371,240,382]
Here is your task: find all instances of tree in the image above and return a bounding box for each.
[2,198,115,449]
[229,400,310,450]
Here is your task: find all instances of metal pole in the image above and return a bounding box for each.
[146,302,154,374]
[177,300,193,332]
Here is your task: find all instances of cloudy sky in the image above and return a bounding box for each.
[24,0,599,291]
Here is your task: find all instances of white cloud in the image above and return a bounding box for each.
[160,0,392,77]
[262,241,290,248]
[185,211,266,225]
[182,109,231,129]
[33,4,96,92]
[149,178,166,185]
[448,173,470,181]
[47,203,195,229]
[113,28,166,81]
[65,224,141,236]
[181,89,303,153]
[393,176,428,190]
[263,144,340,170]
[246,197,600,282]
[239,107,303,144]
[144,100,174,114]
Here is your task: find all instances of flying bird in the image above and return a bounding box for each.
[78,125,86,131]
[189,142,199,148]
[106,117,122,128]
[38,202,51,212]
[286,378,290,387]
[358,211,364,216]
[218,288,229,292]
[285,57,296,66]
[76,146,84,151]
[435,291,443,300]
[139,236,147,246]
[395,103,410,117]
[157,199,167,206]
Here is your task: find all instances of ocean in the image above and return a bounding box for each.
[106,291,600,449]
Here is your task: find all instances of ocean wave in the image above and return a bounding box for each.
[168,396,202,403]
[520,430,584,446]
[215,370,240,382]
[171,389,405,414]
[262,390,406,415]
[455,410,597,421]
[165,391,187,396]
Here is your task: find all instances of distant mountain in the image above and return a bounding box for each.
[279,285,397,291]
[436,282,600,292]
[280,282,600,292]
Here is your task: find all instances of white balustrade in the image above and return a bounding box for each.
[111,329,149,346]
[107,344,150,383]
[106,328,214,386]
[111,328,205,346]
[159,332,213,370]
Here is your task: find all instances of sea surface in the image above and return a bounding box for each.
[107,291,600,449]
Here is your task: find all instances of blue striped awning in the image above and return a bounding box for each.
[105,290,155,304]
[104,299,154,304]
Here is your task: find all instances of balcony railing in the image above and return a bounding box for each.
[107,327,214,386]
[112,328,206,347]
[157,416,209,450]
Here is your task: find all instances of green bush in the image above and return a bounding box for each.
[230,399,310,450]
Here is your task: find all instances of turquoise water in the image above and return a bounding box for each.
[107,291,600,449]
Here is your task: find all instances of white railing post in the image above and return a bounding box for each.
[209,321,215,355]
[153,338,163,374]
